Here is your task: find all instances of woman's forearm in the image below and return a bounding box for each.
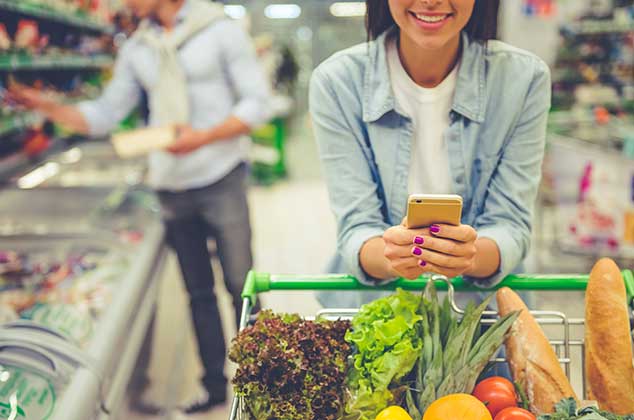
[465,237,501,278]
[359,236,396,280]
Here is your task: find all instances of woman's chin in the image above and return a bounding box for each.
[409,35,452,53]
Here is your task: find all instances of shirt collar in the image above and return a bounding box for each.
[147,0,191,29]
[363,29,486,123]
[174,0,190,24]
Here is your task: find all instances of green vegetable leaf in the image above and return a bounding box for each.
[406,388,422,420]
[345,289,424,420]
[514,381,529,411]
[556,398,578,417]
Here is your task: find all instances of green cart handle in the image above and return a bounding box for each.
[242,270,634,306]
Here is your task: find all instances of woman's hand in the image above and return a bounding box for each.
[383,225,429,280]
[383,223,478,280]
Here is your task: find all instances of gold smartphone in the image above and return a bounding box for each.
[405,194,463,229]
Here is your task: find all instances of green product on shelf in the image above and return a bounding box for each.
[0,113,41,137]
[251,117,287,185]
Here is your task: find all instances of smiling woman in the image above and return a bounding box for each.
[366,0,499,41]
[309,0,550,308]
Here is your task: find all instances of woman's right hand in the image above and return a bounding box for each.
[383,224,429,280]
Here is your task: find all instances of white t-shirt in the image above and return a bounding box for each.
[386,38,458,195]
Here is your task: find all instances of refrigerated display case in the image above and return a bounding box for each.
[0,141,167,419]
[11,142,147,189]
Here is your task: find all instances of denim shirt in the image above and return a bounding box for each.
[309,30,551,305]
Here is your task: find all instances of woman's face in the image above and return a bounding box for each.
[388,0,475,50]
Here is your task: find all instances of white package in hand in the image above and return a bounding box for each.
[111,126,176,158]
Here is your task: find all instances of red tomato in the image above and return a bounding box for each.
[472,377,518,417]
[494,407,536,420]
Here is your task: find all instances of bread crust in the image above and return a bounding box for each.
[585,258,634,415]
[497,287,577,414]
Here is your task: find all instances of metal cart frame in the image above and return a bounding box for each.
[230,270,634,420]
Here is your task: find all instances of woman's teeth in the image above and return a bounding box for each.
[414,13,448,23]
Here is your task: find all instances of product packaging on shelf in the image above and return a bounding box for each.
[625,175,634,245]
[0,24,11,51]
[14,20,40,52]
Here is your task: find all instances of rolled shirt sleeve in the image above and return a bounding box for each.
[310,66,393,286]
[466,59,552,288]
[217,20,272,128]
[77,43,141,137]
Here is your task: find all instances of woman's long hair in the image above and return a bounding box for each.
[366,0,500,41]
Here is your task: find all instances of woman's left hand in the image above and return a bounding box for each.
[410,224,478,279]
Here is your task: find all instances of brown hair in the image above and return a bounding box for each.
[365,0,500,41]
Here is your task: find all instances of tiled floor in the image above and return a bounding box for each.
[122,113,593,420]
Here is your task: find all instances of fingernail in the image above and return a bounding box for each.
[419,260,427,267]
[412,247,422,256]
[430,225,440,234]
[413,236,424,245]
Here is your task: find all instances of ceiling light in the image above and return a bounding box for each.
[264,4,301,19]
[330,2,366,17]
[224,5,246,19]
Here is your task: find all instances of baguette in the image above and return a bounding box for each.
[585,258,634,414]
[497,287,577,414]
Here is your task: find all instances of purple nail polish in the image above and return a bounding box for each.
[419,260,427,267]
[413,236,424,245]
[430,225,440,234]
[412,247,422,256]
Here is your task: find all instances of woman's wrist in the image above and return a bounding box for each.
[464,237,501,279]
[359,236,396,280]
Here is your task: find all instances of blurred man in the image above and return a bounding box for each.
[10,0,271,415]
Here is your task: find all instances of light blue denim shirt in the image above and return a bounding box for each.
[78,1,271,191]
[309,30,551,305]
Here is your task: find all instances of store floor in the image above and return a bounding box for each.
[123,112,589,420]
[123,113,334,420]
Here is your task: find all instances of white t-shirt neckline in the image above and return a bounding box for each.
[386,37,458,196]
[389,42,459,104]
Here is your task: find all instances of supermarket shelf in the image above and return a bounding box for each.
[565,20,634,35]
[0,0,113,34]
[0,112,42,137]
[0,53,114,71]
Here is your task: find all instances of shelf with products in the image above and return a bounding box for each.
[0,52,113,71]
[0,111,42,137]
[552,2,634,112]
[552,67,634,87]
[563,20,634,36]
[0,69,113,166]
[0,0,113,34]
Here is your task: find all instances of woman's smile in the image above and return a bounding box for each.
[408,10,455,31]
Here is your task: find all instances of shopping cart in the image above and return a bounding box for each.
[229,270,634,420]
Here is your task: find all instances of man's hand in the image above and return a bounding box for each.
[7,82,53,111]
[166,125,212,155]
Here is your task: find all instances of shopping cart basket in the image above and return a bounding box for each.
[230,270,634,420]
